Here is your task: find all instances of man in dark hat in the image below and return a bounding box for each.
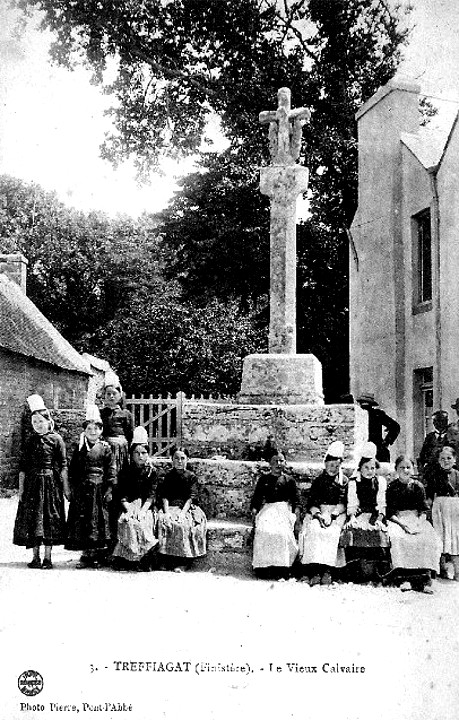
[356,393,400,462]
[419,410,449,482]
[446,398,459,459]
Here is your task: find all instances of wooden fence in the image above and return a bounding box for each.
[124,391,235,457]
[125,392,184,457]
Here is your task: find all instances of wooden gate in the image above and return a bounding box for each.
[125,392,184,457]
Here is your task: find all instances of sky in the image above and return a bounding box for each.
[1,0,459,217]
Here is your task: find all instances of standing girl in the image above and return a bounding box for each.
[156,446,207,571]
[100,371,134,481]
[99,371,134,547]
[426,445,459,580]
[386,455,441,593]
[13,394,68,569]
[65,405,116,568]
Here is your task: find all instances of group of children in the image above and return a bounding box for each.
[13,373,207,572]
[250,439,457,593]
[12,378,459,592]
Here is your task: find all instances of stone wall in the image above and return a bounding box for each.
[181,401,367,463]
[151,457,355,521]
[0,349,88,489]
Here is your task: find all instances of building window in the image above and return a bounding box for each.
[413,367,433,466]
[413,208,432,306]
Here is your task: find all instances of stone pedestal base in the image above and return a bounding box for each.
[238,353,324,405]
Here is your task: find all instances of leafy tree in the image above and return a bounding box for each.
[15,0,410,219]
[10,1,412,399]
[0,174,265,395]
[158,149,270,305]
[88,285,267,396]
[0,174,160,345]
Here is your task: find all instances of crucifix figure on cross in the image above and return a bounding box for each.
[259,87,310,165]
[238,87,323,404]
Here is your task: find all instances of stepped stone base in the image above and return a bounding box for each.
[238,353,323,405]
[182,403,367,463]
[194,520,253,576]
[153,458,355,521]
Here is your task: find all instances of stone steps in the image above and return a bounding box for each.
[152,457,357,578]
[182,401,366,462]
[194,519,253,577]
[153,457,354,521]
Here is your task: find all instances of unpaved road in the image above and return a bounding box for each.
[1,496,458,720]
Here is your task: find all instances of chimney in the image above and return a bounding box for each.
[0,253,28,293]
[355,77,421,211]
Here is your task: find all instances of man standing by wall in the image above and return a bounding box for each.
[356,393,400,463]
[419,410,449,482]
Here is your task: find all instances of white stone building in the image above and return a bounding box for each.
[350,78,459,461]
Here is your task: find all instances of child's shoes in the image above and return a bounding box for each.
[27,558,42,569]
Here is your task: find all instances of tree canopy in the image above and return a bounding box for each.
[9,0,412,399]
[0,174,265,395]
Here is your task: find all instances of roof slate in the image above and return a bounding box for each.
[0,274,91,375]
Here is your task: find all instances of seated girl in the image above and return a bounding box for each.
[112,426,158,571]
[386,455,441,593]
[341,442,390,583]
[299,440,348,586]
[250,449,300,580]
[156,446,207,571]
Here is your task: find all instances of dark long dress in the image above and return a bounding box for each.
[13,431,67,548]
[65,439,116,551]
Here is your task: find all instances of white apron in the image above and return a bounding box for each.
[252,501,298,569]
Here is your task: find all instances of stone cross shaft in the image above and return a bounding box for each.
[259,88,310,354]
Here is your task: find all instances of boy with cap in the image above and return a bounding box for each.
[356,393,400,462]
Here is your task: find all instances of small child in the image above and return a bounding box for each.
[65,405,116,568]
[99,371,134,479]
[13,394,69,569]
[99,371,134,550]
[426,445,459,580]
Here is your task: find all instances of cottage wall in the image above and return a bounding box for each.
[400,145,436,457]
[0,348,87,489]
[437,119,459,410]
[350,80,420,453]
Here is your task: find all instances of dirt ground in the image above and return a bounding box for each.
[1,495,458,720]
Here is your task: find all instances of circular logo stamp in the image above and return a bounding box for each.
[18,670,44,696]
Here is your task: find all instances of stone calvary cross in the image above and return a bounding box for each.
[259,87,310,354]
[238,87,323,405]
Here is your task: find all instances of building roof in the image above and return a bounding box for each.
[0,273,91,375]
[81,352,111,372]
[401,98,459,171]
